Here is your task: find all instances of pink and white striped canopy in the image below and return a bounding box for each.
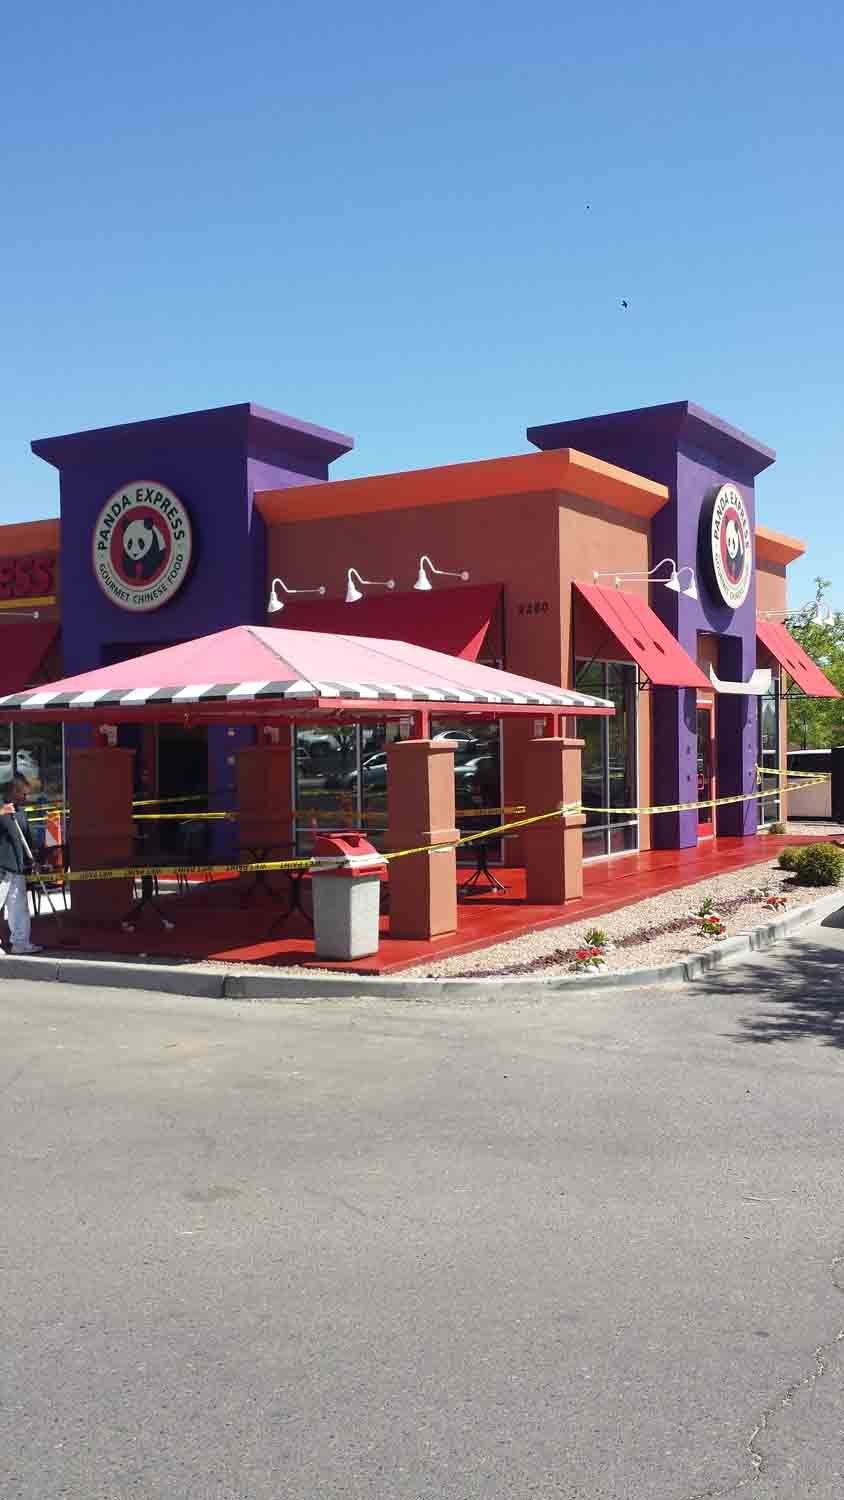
[1,624,613,720]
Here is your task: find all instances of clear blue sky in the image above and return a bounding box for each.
[2,0,842,604]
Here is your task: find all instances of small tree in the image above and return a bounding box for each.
[785,577,844,749]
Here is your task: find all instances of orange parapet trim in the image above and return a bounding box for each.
[255,448,669,526]
[0,517,60,557]
[755,524,806,567]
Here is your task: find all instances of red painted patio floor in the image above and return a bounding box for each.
[30,834,832,976]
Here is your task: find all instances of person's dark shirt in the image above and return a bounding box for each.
[0,806,32,875]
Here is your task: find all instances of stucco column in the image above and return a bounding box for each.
[523,737,586,903]
[68,747,134,921]
[236,740,294,889]
[386,740,458,939]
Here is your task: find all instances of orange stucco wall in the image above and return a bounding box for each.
[0,518,60,558]
[756,559,787,616]
[0,518,61,626]
[265,480,655,852]
[266,487,564,682]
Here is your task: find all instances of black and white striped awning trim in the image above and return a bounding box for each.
[0,679,613,711]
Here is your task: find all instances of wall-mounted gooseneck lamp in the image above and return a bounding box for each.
[267,577,326,614]
[345,568,395,604]
[413,555,470,592]
[758,602,835,628]
[593,558,698,600]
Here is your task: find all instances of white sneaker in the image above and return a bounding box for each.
[11,943,42,955]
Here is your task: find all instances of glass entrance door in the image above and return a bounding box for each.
[697,704,716,838]
[575,660,639,858]
[156,724,209,855]
[758,679,780,825]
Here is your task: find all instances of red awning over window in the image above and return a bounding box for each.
[279,583,501,661]
[0,622,59,695]
[574,582,711,690]
[756,619,840,699]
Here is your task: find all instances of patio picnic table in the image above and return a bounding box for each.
[240,843,313,934]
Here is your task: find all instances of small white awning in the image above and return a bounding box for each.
[708,666,772,696]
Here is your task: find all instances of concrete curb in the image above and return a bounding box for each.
[3,889,842,1002]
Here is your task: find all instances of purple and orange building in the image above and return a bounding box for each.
[0,397,836,866]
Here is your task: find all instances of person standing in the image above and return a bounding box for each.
[0,776,42,955]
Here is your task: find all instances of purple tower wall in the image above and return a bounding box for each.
[32,403,353,853]
[528,402,775,848]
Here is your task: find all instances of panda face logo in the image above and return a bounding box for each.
[708,485,751,608]
[93,482,193,612]
[121,517,168,581]
[723,516,744,582]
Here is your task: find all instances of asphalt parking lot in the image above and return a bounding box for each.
[2,917,843,1498]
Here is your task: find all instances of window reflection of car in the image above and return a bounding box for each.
[432,730,474,747]
[297,731,337,758]
[455,754,497,791]
[339,754,388,791]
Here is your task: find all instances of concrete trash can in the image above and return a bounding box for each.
[311,832,387,960]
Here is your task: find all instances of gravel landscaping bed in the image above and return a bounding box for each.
[399,858,841,979]
[782,819,844,837]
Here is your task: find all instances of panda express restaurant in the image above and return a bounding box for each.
[1,397,838,875]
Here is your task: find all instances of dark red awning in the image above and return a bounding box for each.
[0,622,59,695]
[756,619,840,699]
[574,582,710,690]
[278,583,500,661]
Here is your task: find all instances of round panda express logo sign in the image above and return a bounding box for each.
[706,483,752,609]
[93,482,193,612]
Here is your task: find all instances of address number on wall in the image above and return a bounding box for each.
[517,600,550,617]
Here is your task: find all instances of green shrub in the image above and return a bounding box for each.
[792,842,844,887]
[777,847,800,871]
[767,821,786,835]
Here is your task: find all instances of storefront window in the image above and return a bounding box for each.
[576,660,638,858]
[12,721,64,803]
[293,717,503,860]
[758,677,780,825]
[293,724,361,853]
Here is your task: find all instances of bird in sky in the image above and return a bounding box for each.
[621,299,629,309]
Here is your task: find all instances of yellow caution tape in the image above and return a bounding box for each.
[384,804,584,861]
[758,765,833,779]
[132,811,237,821]
[131,792,215,808]
[297,805,527,822]
[24,780,833,888]
[29,855,312,886]
[580,776,830,817]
